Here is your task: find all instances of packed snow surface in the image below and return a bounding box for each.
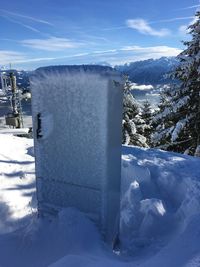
[0,134,200,267]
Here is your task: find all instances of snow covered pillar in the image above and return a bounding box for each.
[31,66,123,244]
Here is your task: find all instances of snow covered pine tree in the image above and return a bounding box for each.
[122,76,148,147]
[141,100,153,144]
[151,11,200,156]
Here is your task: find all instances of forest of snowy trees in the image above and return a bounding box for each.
[122,11,200,157]
[122,76,151,148]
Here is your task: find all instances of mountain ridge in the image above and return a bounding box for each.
[0,57,179,89]
[115,56,179,85]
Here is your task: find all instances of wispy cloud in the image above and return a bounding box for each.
[0,14,41,33]
[108,45,181,65]
[92,49,118,55]
[98,16,193,33]
[11,45,181,67]
[92,16,195,34]
[0,8,53,35]
[21,37,79,51]
[79,34,109,42]
[126,19,170,37]
[0,9,53,26]
[84,45,181,65]
[101,26,127,31]
[151,16,194,24]
[179,4,200,10]
[0,50,26,65]
[120,45,181,54]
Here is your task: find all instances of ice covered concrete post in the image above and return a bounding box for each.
[31,66,123,244]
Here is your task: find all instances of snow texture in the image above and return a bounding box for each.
[171,118,187,142]
[1,135,200,267]
[0,134,35,235]
[30,66,123,243]
[120,146,200,256]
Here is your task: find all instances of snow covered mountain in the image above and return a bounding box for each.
[116,57,179,85]
[34,57,179,86]
[0,57,178,91]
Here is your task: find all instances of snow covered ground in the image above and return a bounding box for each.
[0,134,35,235]
[0,134,200,267]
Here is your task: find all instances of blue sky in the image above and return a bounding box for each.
[0,0,199,69]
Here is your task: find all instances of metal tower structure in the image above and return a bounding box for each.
[2,71,24,128]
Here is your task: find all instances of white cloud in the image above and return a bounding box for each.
[0,50,26,65]
[180,4,200,10]
[92,49,118,54]
[120,45,181,53]
[151,16,194,23]
[108,45,182,65]
[179,17,197,35]
[131,83,154,90]
[3,45,182,67]
[0,9,53,26]
[178,25,189,35]
[64,45,181,65]
[0,14,41,33]
[126,19,170,37]
[21,37,78,51]
[0,9,53,34]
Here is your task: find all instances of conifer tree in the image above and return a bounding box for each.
[141,100,153,144]
[151,12,200,156]
[122,76,148,147]
[142,100,152,122]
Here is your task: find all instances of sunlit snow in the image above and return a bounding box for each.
[0,135,200,266]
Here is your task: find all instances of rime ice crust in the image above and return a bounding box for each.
[30,65,123,244]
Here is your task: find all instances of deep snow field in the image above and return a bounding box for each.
[0,134,200,267]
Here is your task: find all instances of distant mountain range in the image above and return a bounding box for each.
[35,57,179,85]
[0,57,179,90]
[115,57,179,85]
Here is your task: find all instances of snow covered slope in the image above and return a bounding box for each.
[0,135,200,267]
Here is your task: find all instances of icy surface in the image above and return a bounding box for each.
[0,135,200,266]
[31,66,123,243]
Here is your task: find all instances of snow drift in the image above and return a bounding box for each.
[0,135,200,266]
[121,146,200,256]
